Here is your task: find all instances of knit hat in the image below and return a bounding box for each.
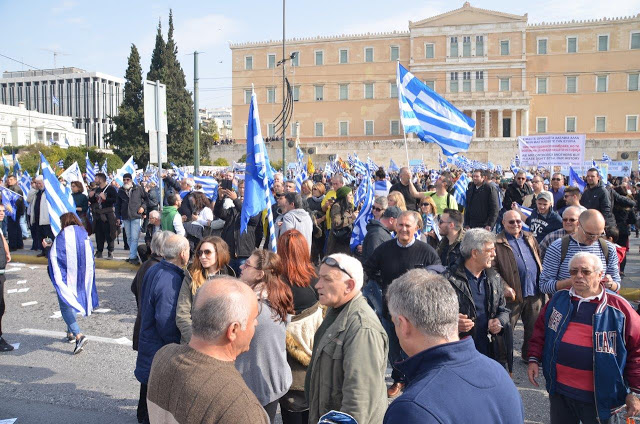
[336,186,352,199]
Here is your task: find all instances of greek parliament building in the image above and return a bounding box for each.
[0,67,124,148]
[229,2,640,165]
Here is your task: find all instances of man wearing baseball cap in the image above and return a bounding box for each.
[514,191,562,243]
[115,172,148,265]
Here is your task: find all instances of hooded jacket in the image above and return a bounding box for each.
[275,208,313,252]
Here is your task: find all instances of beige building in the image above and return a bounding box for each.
[230,2,640,148]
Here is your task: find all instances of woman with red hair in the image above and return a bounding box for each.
[277,229,323,424]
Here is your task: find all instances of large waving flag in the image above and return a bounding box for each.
[350,170,375,251]
[85,153,95,183]
[241,89,276,252]
[453,173,469,207]
[0,186,21,219]
[569,166,586,192]
[48,225,98,316]
[40,153,77,236]
[397,63,475,156]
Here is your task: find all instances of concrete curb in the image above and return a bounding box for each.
[11,253,139,272]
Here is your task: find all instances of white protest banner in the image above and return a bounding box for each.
[518,134,585,168]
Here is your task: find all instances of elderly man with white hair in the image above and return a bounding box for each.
[384,269,523,424]
[305,253,389,424]
[27,175,52,257]
[528,252,640,423]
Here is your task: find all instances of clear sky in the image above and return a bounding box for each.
[1,0,637,109]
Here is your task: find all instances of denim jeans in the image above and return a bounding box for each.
[57,295,80,337]
[123,219,142,260]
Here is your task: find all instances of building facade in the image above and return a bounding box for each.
[0,67,124,148]
[0,102,86,147]
[230,2,640,146]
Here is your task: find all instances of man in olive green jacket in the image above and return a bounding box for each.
[305,254,389,424]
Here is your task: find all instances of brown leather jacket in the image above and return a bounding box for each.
[492,230,542,304]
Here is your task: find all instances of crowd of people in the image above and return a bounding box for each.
[2,160,640,423]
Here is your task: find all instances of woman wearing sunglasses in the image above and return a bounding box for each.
[237,249,294,423]
[175,236,233,344]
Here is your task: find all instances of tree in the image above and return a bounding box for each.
[104,44,147,165]
[162,10,194,165]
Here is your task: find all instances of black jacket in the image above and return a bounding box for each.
[361,219,392,261]
[464,182,499,229]
[446,263,510,343]
[502,181,532,211]
[214,197,262,258]
[580,182,614,226]
[116,185,148,220]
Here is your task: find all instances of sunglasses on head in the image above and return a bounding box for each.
[322,256,353,279]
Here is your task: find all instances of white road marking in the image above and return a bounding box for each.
[16,280,27,284]
[19,328,133,346]
[21,301,38,306]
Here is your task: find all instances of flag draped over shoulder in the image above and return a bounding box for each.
[241,89,276,252]
[40,153,77,236]
[397,63,475,156]
[350,171,375,251]
[48,225,98,316]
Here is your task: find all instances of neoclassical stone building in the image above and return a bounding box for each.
[230,2,640,148]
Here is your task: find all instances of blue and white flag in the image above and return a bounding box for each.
[569,166,586,193]
[397,63,475,156]
[101,159,108,175]
[114,156,136,186]
[85,153,95,183]
[389,158,400,172]
[350,171,374,251]
[19,170,31,199]
[12,151,21,175]
[241,89,276,252]
[48,225,98,316]
[40,153,77,236]
[0,186,21,219]
[453,173,469,207]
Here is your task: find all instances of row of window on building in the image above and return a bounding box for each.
[536,115,638,133]
[243,32,640,70]
[244,72,639,103]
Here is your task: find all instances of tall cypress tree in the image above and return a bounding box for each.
[105,44,148,165]
[162,9,194,164]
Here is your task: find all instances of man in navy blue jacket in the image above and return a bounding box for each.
[134,233,190,424]
[384,268,523,424]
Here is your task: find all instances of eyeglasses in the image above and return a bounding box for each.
[562,218,578,223]
[372,207,385,212]
[197,249,214,257]
[580,226,604,239]
[506,219,522,225]
[569,268,594,276]
[322,256,353,280]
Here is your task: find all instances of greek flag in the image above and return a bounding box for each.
[40,153,77,236]
[19,171,31,199]
[193,175,219,201]
[389,158,399,172]
[241,89,276,252]
[453,173,469,207]
[397,63,475,156]
[12,151,21,174]
[86,153,95,183]
[101,159,108,175]
[350,170,374,252]
[48,225,98,316]
[114,156,136,186]
[0,186,21,219]
[569,166,586,192]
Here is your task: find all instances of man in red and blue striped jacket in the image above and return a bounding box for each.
[528,251,640,423]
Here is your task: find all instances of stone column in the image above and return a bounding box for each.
[498,109,504,138]
[511,109,517,138]
[484,109,490,138]
[522,109,530,136]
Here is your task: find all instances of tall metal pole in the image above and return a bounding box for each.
[155,80,163,211]
[193,51,200,175]
[281,0,286,169]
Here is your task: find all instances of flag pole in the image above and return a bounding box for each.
[396,60,410,167]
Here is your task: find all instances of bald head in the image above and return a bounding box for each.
[191,277,258,343]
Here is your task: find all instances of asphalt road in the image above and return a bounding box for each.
[0,260,553,424]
